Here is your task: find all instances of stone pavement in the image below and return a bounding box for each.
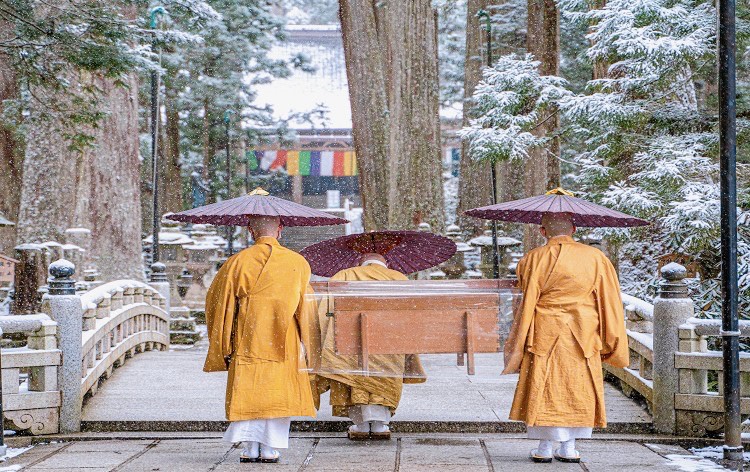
[81,346,651,430]
[2,434,724,471]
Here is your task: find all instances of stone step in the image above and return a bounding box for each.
[170,330,202,345]
[170,318,197,331]
[79,420,655,434]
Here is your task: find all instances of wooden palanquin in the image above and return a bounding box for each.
[310,280,519,375]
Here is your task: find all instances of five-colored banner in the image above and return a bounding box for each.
[247,150,358,176]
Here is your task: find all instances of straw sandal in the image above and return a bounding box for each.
[530,448,553,463]
[554,449,581,463]
[239,454,261,463]
[260,449,281,464]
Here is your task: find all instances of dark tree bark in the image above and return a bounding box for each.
[340,0,444,231]
[18,75,143,280]
[0,49,22,255]
[457,0,493,237]
[161,88,184,214]
[524,0,559,250]
[72,74,143,281]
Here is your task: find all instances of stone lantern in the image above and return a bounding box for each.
[468,230,522,279]
[177,269,193,300]
[440,224,473,279]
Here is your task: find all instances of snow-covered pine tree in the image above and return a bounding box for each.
[171,0,303,204]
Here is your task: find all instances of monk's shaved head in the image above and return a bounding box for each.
[247,216,282,239]
[540,213,575,238]
[359,253,387,266]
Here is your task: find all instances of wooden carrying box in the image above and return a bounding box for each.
[310,280,519,375]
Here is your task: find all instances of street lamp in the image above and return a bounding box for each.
[150,6,166,264]
[477,9,500,280]
[224,109,235,257]
[718,0,742,465]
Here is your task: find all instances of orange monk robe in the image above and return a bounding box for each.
[503,235,629,428]
[203,236,321,421]
[317,264,426,417]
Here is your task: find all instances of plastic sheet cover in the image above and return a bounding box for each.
[301,279,521,378]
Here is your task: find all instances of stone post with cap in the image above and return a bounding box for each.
[149,262,171,313]
[44,259,83,433]
[652,262,695,434]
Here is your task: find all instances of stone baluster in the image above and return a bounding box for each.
[44,259,83,433]
[652,263,694,434]
[96,295,111,319]
[111,288,123,311]
[133,287,144,304]
[123,287,134,306]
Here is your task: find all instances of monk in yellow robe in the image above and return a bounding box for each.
[318,253,426,440]
[503,213,628,463]
[204,216,320,464]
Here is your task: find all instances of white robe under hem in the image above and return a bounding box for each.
[348,405,391,424]
[527,426,592,441]
[223,418,291,449]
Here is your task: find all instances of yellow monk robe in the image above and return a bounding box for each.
[503,235,629,428]
[204,236,321,421]
[317,264,426,417]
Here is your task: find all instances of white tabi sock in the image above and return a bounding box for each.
[537,440,554,457]
[560,439,576,457]
[260,443,280,460]
[370,421,389,433]
[242,441,259,458]
[349,422,370,433]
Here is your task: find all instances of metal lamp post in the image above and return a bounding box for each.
[224,109,235,257]
[718,0,742,465]
[477,9,500,280]
[150,6,166,264]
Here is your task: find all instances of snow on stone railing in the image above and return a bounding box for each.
[0,313,61,435]
[674,316,750,437]
[603,291,655,417]
[78,279,170,400]
[35,260,171,434]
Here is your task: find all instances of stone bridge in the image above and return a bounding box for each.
[0,259,738,438]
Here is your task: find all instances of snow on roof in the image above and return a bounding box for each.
[251,26,351,129]
[142,233,195,245]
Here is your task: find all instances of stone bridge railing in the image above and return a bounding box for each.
[0,314,60,434]
[605,262,750,437]
[79,279,170,399]
[1,260,170,435]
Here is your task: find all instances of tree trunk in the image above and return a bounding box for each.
[161,88,183,214]
[340,0,444,231]
[339,0,393,230]
[73,74,143,281]
[16,85,79,245]
[387,2,444,230]
[0,49,22,255]
[524,0,559,250]
[457,0,493,237]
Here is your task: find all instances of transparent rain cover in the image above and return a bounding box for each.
[300,280,521,378]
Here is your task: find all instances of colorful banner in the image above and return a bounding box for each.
[250,150,358,176]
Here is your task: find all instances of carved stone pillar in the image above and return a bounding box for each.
[44,260,83,433]
[652,263,694,434]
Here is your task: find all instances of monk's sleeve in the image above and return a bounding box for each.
[296,284,322,372]
[598,258,629,368]
[502,255,540,374]
[203,258,238,372]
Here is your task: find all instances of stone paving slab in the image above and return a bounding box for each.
[82,348,651,426]
[0,437,714,471]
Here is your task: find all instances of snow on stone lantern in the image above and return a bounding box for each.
[440,224,472,279]
[468,230,522,279]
